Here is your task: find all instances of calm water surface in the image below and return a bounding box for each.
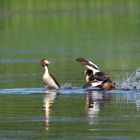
[0,89,140,140]
[0,1,140,139]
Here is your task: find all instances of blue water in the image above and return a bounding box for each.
[0,87,140,95]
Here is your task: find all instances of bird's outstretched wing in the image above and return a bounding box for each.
[76,58,100,74]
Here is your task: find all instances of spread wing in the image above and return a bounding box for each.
[76,58,100,74]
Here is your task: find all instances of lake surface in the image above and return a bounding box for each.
[0,1,140,139]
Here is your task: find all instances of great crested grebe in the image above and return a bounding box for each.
[41,58,60,89]
[76,58,115,90]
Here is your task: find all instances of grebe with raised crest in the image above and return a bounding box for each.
[41,58,60,89]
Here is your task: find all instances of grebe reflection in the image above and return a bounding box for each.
[86,90,111,125]
[43,90,58,130]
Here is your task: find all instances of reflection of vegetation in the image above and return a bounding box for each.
[0,0,140,88]
[0,0,140,11]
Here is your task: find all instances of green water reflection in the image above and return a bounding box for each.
[0,91,140,139]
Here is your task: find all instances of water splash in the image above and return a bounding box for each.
[1,74,140,94]
[116,67,140,90]
[60,83,73,89]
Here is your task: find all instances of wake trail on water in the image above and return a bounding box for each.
[60,67,140,90]
[116,67,140,90]
[1,68,140,95]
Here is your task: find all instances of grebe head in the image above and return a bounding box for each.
[41,58,50,66]
[84,69,93,76]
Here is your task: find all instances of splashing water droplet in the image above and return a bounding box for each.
[60,83,73,89]
[116,67,140,90]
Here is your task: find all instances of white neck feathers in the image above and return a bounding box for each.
[44,65,49,76]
